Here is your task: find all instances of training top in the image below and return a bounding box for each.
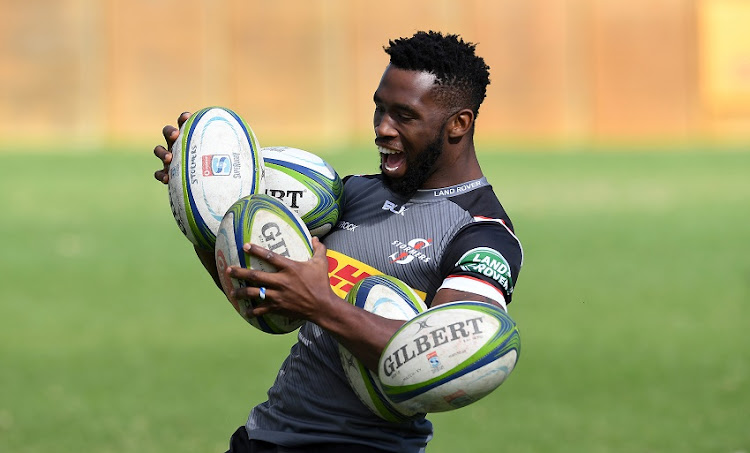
[245,174,523,452]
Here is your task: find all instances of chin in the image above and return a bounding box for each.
[382,173,419,198]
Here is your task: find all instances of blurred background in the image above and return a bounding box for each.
[2,0,750,149]
[1,1,748,453]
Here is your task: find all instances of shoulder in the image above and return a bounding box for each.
[342,173,383,186]
[438,186,524,305]
[341,174,386,201]
[445,184,515,232]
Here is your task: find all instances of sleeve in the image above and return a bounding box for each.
[437,219,523,310]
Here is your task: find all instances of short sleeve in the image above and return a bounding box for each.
[437,219,523,310]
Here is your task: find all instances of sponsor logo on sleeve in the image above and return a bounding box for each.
[455,247,514,294]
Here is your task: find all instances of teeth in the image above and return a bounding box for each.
[378,146,401,155]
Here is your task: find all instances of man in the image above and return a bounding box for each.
[154,31,523,453]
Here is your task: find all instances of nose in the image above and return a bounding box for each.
[374,111,397,139]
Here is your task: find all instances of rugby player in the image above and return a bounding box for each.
[154,30,523,453]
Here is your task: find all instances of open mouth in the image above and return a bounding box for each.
[379,146,406,173]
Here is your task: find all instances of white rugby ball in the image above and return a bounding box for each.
[261,146,344,237]
[214,193,312,334]
[378,301,521,413]
[339,275,427,421]
[168,106,264,249]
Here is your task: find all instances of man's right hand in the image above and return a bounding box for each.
[153,112,191,184]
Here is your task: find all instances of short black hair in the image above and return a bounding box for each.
[384,31,491,118]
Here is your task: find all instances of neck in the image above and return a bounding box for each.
[421,143,483,189]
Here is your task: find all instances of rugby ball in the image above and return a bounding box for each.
[261,146,344,237]
[214,193,312,334]
[168,106,264,249]
[339,275,427,421]
[378,301,520,413]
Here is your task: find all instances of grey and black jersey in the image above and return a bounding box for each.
[245,174,523,452]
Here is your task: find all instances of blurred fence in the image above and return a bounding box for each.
[1,0,750,149]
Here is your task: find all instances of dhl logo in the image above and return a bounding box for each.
[326,249,426,300]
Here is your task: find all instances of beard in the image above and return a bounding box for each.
[382,132,444,198]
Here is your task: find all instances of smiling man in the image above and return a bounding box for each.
[154,30,524,453]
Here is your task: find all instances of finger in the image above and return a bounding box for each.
[154,169,169,184]
[227,265,257,282]
[243,301,273,319]
[162,124,179,146]
[232,284,274,309]
[154,144,172,164]
[244,243,291,268]
[227,265,281,288]
[177,111,191,128]
[153,144,173,184]
[311,237,327,258]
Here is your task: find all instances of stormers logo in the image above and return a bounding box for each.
[456,247,513,293]
[389,238,432,264]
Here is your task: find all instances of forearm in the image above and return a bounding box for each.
[312,297,405,371]
[194,245,222,290]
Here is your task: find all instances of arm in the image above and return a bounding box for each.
[153,111,222,288]
[227,239,507,371]
[228,239,402,370]
[194,245,222,290]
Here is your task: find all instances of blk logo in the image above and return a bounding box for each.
[382,200,407,216]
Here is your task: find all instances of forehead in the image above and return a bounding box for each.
[374,65,438,108]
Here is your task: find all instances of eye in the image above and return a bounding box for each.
[388,108,411,121]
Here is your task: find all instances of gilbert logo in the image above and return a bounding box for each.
[389,238,432,264]
[258,222,291,257]
[381,315,485,377]
[265,189,304,209]
[382,200,407,216]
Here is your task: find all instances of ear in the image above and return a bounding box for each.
[447,109,475,139]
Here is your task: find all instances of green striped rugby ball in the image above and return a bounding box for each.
[214,193,312,334]
[338,275,427,422]
[378,301,520,414]
[261,146,344,238]
[168,106,264,250]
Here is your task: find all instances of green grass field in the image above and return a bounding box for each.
[0,148,748,452]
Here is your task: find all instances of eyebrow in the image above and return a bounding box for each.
[373,93,420,117]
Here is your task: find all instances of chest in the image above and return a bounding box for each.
[323,196,469,298]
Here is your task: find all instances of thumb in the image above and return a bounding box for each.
[311,236,327,259]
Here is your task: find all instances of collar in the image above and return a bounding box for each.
[410,177,490,202]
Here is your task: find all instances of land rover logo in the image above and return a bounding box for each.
[456,247,512,292]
